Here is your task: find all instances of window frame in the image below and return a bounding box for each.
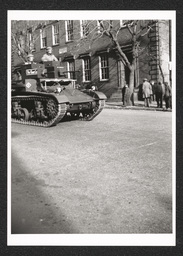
[97,20,104,34]
[40,28,47,49]
[82,57,91,82]
[52,23,59,45]
[65,20,74,42]
[66,60,75,79]
[99,53,109,81]
[28,31,36,52]
[80,20,89,38]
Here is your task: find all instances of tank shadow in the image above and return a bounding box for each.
[11,131,20,138]
[11,152,77,234]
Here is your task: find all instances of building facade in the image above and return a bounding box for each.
[12,20,172,100]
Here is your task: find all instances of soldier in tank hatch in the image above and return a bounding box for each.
[41,46,58,62]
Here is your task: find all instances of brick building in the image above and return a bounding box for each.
[12,20,171,100]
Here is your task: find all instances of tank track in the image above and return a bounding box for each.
[11,96,105,127]
[11,95,67,127]
[80,99,105,121]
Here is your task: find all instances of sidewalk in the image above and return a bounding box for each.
[105,100,172,112]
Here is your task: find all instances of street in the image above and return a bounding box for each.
[11,108,173,234]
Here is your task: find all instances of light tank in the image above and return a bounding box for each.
[11,61,107,127]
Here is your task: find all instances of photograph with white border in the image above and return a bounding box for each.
[8,10,176,246]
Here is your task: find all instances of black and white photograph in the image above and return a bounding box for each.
[8,10,175,246]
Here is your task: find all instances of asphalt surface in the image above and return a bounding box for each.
[11,107,173,235]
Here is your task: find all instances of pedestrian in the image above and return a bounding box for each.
[122,84,130,106]
[164,82,172,110]
[122,84,127,105]
[150,80,155,102]
[155,82,164,108]
[41,46,58,62]
[142,78,152,107]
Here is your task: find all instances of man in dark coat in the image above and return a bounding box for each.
[164,82,172,109]
[155,82,165,108]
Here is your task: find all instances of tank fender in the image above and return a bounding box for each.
[92,91,107,100]
[81,89,107,100]
[54,94,69,104]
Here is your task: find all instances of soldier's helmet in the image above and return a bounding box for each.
[27,53,34,62]
[46,46,52,53]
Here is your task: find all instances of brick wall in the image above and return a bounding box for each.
[12,20,170,99]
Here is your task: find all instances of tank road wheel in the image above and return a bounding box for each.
[46,99,58,119]
[71,112,80,119]
[19,108,29,121]
[91,100,99,113]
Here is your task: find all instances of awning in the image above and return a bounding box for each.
[114,44,132,53]
[63,54,75,61]
[79,52,91,58]
[96,48,110,55]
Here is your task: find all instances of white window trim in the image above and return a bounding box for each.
[66,62,71,79]
[40,29,46,49]
[52,24,59,46]
[66,60,75,79]
[52,25,55,45]
[28,32,36,52]
[80,20,89,38]
[82,59,85,82]
[82,58,91,82]
[80,20,84,38]
[99,55,109,81]
[65,20,73,42]
[97,20,103,34]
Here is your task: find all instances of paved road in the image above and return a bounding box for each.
[11,108,173,234]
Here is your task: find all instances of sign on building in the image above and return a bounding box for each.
[59,47,67,54]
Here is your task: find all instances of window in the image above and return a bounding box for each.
[28,31,36,52]
[40,28,47,48]
[83,57,91,82]
[52,24,59,45]
[97,20,104,33]
[67,60,75,79]
[99,54,109,80]
[80,20,89,37]
[65,20,74,41]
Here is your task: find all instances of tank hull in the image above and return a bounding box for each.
[11,62,107,127]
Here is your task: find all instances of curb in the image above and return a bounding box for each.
[105,104,172,112]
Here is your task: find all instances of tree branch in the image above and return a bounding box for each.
[140,26,153,37]
[126,24,133,35]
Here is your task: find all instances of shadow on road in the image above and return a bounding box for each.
[11,152,77,234]
[11,131,20,138]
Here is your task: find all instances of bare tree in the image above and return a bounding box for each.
[11,20,45,63]
[71,20,157,105]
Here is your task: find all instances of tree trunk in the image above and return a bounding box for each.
[126,64,135,106]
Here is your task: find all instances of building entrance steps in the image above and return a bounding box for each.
[108,88,122,102]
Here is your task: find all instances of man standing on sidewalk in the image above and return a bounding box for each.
[142,78,152,107]
[155,82,165,108]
